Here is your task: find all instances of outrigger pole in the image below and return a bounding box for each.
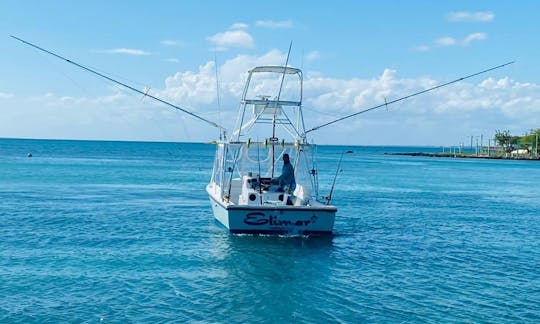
[271,41,293,178]
[11,35,225,131]
[304,61,515,134]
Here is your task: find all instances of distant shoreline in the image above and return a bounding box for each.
[0,137,467,148]
[385,152,540,161]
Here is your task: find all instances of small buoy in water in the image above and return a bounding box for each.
[27,153,32,157]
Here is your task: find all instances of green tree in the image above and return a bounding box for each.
[510,136,520,145]
[494,129,539,156]
[522,128,540,155]
[495,129,512,148]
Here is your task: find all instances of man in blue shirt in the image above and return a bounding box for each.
[271,153,296,192]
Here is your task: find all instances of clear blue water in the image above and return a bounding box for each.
[1,138,539,322]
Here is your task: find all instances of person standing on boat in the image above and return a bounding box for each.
[271,153,296,192]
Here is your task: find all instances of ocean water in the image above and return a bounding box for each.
[1,138,539,322]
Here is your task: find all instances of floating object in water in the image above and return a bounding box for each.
[27,153,32,157]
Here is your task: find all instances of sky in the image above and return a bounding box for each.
[1,0,539,146]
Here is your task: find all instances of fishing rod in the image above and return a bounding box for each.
[256,140,263,204]
[304,61,515,134]
[214,49,225,140]
[326,150,353,205]
[11,35,225,131]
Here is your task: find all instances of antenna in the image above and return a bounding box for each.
[305,61,515,134]
[275,41,293,104]
[11,35,225,131]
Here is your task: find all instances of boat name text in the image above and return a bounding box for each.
[243,212,316,227]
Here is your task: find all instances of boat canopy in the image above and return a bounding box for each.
[249,66,302,75]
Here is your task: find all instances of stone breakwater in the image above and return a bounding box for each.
[385,152,540,160]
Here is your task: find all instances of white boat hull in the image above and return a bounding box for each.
[208,194,336,235]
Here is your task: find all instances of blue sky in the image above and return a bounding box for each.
[1,0,539,145]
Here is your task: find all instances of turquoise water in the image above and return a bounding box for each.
[1,138,539,322]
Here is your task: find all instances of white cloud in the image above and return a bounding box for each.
[418,32,487,51]
[255,20,293,29]
[161,62,218,106]
[4,51,536,145]
[207,29,254,51]
[462,32,487,45]
[0,92,14,99]
[305,69,424,112]
[98,48,152,55]
[161,40,177,46]
[230,23,249,30]
[125,49,290,117]
[435,37,458,47]
[301,71,539,144]
[447,11,495,22]
[160,39,187,46]
[431,78,540,121]
[0,90,197,141]
[219,49,286,85]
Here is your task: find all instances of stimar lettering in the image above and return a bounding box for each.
[244,212,316,226]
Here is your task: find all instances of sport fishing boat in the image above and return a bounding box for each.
[206,66,337,235]
[11,36,514,236]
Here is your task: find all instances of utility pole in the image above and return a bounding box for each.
[536,132,538,159]
[488,139,491,157]
[480,134,483,156]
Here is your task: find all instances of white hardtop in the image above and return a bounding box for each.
[249,66,302,74]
